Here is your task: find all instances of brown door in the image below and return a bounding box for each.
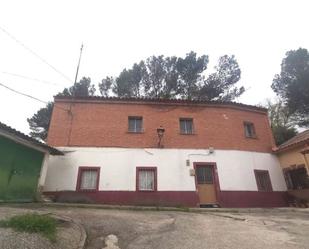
[195,164,217,204]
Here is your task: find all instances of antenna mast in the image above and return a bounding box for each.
[67,44,84,146]
[74,44,84,85]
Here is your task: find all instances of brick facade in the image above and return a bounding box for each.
[47,97,275,153]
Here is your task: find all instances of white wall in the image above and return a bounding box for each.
[215,151,286,191]
[38,153,50,187]
[44,147,287,192]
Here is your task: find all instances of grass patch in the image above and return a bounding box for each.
[0,213,57,242]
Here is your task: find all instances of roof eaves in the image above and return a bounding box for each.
[275,137,309,153]
[53,96,267,113]
[0,122,63,155]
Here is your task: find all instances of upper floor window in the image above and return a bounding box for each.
[254,170,272,192]
[180,118,194,134]
[128,116,143,133]
[244,122,256,138]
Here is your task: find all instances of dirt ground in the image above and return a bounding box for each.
[1,205,309,249]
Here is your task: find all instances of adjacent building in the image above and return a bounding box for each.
[0,122,62,202]
[44,96,287,207]
[275,130,309,206]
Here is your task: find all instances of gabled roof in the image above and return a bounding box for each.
[276,129,309,153]
[0,122,63,155]
[54,96,267,113]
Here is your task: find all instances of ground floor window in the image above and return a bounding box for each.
[136,167,157,191]
[254,170,273,192]
[76,167,100,191]
[284,166,309,190]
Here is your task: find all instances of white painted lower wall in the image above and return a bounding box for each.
[44,147,287,192]
[38,153,50,188]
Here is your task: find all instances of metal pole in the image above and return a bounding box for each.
[67,44,84,146]
[74,44,84,86]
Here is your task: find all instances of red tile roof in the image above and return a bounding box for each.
[276,130,309,152]
[54,96,267,113]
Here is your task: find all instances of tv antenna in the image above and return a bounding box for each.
[74,44,84,85]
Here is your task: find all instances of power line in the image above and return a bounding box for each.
[0,82,69,112]
[0,82,47,104]
[0,26,73,84]
[2,71,63,87]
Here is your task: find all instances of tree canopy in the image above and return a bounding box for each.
[28,77,96,140]
[57,77,96,97]
[99,51,244,101]
[27,102,54,141]
[272,48,309,127]
[29,51,245,140]
[266,99,297,145]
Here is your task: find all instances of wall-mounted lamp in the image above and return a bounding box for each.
[209,147,215,154]
[157,126,165,148]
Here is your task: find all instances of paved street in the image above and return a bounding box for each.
[1,205,309,249]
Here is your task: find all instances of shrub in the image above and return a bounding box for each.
[0,213,56,242]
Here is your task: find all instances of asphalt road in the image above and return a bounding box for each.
[1,205,309,249]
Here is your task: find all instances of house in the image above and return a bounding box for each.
[275,130,309,206]
[44,96,287,207]
[0,122,63,202]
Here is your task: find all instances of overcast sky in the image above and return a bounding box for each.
[0,0,308,134]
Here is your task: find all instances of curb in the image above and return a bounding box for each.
[1,202,308,215]
[43,202,309,214]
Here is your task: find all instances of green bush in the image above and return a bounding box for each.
[0,213,56,242]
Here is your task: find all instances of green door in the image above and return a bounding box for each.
[0,136,44,202]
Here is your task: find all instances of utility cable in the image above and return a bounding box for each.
[0,26,73,84]
[0,82,69,112]
[2,71,63,87]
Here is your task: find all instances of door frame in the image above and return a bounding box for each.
[193,162,221,206]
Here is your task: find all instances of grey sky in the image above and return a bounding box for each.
[0,0,308,134]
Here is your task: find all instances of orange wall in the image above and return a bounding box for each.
[277,146,309,170]
[47,100,275,153]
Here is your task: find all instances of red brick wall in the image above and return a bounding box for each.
[47,100,275,153]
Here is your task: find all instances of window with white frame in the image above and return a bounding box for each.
[137,167,157,191]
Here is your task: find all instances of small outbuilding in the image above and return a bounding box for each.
[0,122,63,202]
[275,130,309,206]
